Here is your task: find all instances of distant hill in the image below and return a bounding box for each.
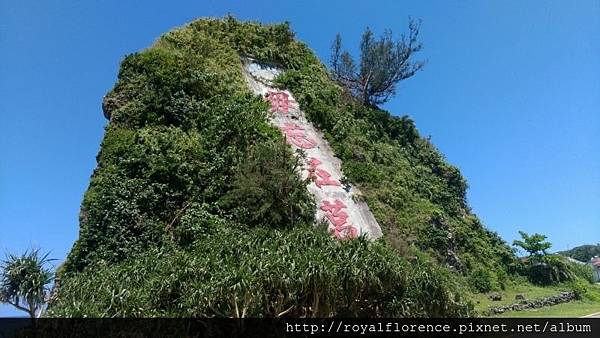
[559,244,600,262]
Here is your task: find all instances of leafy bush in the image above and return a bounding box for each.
[221,139,315,228]
[467,268,496,293]
[568,260,595,282]
[525,255,593,286]
[526,263,554,286]
[50,225,472,317]
[568,279,591,300]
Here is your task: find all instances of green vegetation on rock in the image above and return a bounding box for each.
[52,16,578,317]
[512,231,595,286]
[273,27,516,284]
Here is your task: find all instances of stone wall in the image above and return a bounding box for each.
[486,291,576,315]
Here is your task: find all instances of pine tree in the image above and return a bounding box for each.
[330,18,425,106]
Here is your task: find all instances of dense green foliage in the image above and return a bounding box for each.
[1,249,54,318]
[273,35,516,284]
[508,232,594,287]
[513,231,552,260]
[559,244,600,262]
[53,16,522,317]
[49,224,471,317]
[62,17,313,273]
[510,232,594,287]
[520,254,594,286]
[222,139,314,228]
[467,268,497,293]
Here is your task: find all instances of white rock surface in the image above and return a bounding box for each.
[244,58,382,240]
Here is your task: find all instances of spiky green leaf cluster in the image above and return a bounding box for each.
[50,224,472,317]
[1,249,54,317]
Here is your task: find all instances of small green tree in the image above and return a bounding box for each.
[330,18,425,106]
[0,249,54,318]
[221,139,315,228]
[513,231,552,260]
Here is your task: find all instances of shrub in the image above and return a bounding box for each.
[525,255,593,286]
[220,139,315,228]
[568,260,595,283]
[467,268,495,293]
[49,225,472,317]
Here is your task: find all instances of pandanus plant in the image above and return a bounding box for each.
[1,249,54,318]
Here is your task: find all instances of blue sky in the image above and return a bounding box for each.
[1,1,598,316]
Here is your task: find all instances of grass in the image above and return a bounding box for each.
[470,282,567,314]
[476,283,600,318]
[496,299,600,318]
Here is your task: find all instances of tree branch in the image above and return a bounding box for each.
[335,73,359,84]
[6,299,31,315]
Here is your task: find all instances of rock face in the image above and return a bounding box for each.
[244,59,382,240]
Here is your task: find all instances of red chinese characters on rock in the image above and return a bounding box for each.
[320,199,358,240]
[279,123,317,149]
[307,157,340,188]
[265,91,289,113]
